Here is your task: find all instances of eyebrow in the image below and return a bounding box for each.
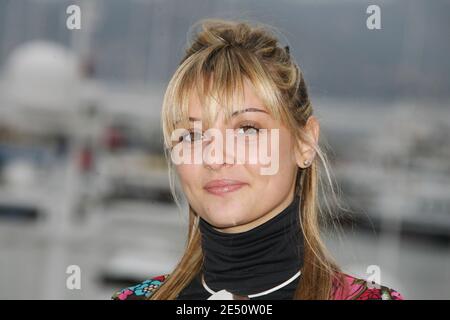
[188,107,268,122]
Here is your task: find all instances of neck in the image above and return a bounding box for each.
[198,196,304,296]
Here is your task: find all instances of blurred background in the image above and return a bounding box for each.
[0,0,449,299]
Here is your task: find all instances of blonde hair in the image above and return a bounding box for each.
[152,18,345,300]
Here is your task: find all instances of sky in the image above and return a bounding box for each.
[0,0,449,102]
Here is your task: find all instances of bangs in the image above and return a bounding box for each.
[161,45,287,149]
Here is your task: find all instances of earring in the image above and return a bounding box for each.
[303,159,311,167]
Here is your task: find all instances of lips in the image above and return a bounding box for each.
[203,179,247,196]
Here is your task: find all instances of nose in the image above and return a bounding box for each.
[203,128,234,171]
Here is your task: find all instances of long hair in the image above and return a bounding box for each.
[152,18,345,300]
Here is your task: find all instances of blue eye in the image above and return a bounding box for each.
[181,130,203,143]
[236,125,260,136]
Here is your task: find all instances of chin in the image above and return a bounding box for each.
[203,211,245,229]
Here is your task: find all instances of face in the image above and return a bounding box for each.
[173,79,319,233]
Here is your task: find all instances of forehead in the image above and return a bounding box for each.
[187,78,267,118]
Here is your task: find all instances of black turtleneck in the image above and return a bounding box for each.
[176,196,304,300]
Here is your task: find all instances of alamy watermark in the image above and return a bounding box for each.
[366,264,381,290]
[66,264,81,290]
[66,5,81,30]
[170,121,280,176]
[366,5,382,30]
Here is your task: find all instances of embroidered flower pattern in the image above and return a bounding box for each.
[112,274,169,300]
[332,273,404,300]
[112,272,404,300]
[117,289,133,300]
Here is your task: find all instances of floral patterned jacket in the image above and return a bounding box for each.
[111,272,404,300]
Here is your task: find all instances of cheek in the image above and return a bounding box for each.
[249,129,295,174]
[278,134,295,165]
[244,141,296,191]
[252,131,296,188]
[276,127,298,165]
[175,164,200,194]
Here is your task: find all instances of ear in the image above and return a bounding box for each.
[294,116,320,168]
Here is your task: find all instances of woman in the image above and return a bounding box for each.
[112,19,404,300]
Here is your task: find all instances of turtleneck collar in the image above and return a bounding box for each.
[198,196,304,296]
